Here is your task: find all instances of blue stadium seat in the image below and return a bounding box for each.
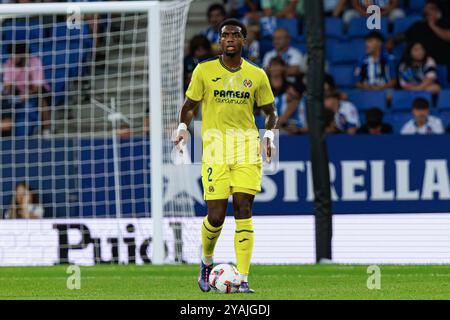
[276,18,298,38]
[325,17,343,39]
[347,90,387,111]
[291,40,306,54]
[389,112,413,134]
[329,65,355,88]
[436,64,449,88]
[2,19,43,42]
[51,22,93,53]
[325,38,340,61]
[408,0,425,15]
[437,90,450,110]
[391,90,433,111]
[392,42,406,62]
[347,17,389,39]
[393,16,422,34]
[260,38,273,61]
[439,110,450,128]
[328,39,365,65]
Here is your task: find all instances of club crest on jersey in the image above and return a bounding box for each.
[243,79,252,88]
[209,186,215,193]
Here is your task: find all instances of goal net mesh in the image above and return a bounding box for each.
[0,1,198,265]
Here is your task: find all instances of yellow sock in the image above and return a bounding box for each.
[201,216,223,265]
[234,218,254,277]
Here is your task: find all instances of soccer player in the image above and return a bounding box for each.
[175,19,277,293]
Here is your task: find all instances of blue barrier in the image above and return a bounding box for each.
[1,135,449,217]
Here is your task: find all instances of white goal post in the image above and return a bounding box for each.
[0,1,192,265]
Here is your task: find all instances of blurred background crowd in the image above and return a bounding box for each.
[184,0,450,135]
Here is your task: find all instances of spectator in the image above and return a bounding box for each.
[324,90,360,134]
[2,42,51,137]
[184,35,213,91]
[262,28,307,79]
[4,182,44,219]
[261,0,304,18]
[398,42,441,95]
[324,73,348,100]
[324,0,349,17]
[285,82,308,134]
[266,56,287,83]
[243,24,261,65]
[357,107,393,134]
[343,0,405,24]
[355,31,397,90]
[400,97,444,135]
[117,123,132,139]
[323,108,342,134]
[202,3,227,55]
[387,2,450,79]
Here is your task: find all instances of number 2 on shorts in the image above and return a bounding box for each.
[207,167,213,182]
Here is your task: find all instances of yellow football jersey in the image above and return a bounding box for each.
[185,56,274,164]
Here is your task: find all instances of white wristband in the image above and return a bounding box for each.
[177,123,187,135]
[263,130,274,142]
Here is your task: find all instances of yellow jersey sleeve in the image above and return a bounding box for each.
[185,65,204,102]
[255,69,275,107]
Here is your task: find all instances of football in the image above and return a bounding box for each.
[208,264,241,294]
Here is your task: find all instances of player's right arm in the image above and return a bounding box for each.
[175,98,200,146]
[175,64,204,146]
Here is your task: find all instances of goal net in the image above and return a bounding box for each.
[0,1,197,265]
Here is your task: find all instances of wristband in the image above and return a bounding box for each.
[177,123,188,135]
[263,130,274,142]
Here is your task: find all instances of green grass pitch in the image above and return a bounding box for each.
[0,264,449,300]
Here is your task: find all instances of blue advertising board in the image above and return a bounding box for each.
[1,135,449,217]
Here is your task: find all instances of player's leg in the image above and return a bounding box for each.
[198,200,228,292]
[232,190,256,293]
[199,164,230,292]
[201,199,228,265]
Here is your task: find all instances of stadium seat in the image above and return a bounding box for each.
[439,110,450,128]
[390,112,413,133]
[329,65,355,88]
[391,90,433,111]
[325,38,340,61]
[408,0,426,15]
[437,90,450,110]
[392,16,422,34]
[51,22,93,52]
[347,90,387,111]
[260,38,273,61]
[436,64,449,88]
[291,40,306,54]
[325,17,343,39]
[276,18,298,38]
[347,17,389,39]
[392,42,406,62]
[2,19,43,42]
[328,39,365,65]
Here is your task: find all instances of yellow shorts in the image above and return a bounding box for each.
[202,162,263,200]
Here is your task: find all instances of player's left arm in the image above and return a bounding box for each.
[256,68,278,162]
[260,103,278,162]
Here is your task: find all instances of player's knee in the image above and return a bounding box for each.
[207,213,225,227]
[236,202,252,219]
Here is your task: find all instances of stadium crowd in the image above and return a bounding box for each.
[0,0,449,137]
[184,0,450,135]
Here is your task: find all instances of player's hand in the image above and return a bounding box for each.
[262,130,276,163]
[174,123,189,154]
